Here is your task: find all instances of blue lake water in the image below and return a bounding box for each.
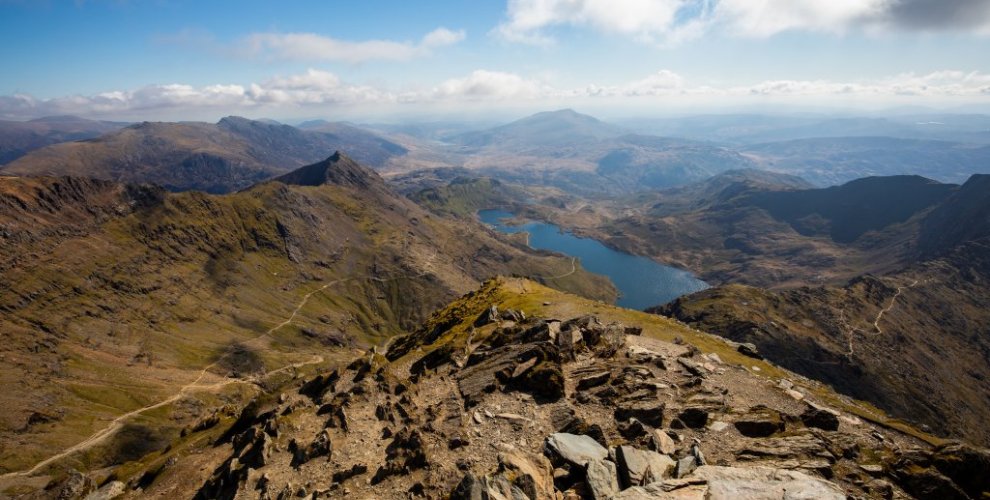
[478,209,709,310]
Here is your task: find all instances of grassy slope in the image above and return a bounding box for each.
[0,174,614,477]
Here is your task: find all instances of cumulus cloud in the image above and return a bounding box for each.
[2,68,990,119]
[432,70,549,100]
[0,69,396,119]
[493,0,990,45]
[242,27,465,63]
[494,0,702,45]
[714,0,888,37]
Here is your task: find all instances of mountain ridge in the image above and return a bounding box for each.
[0,155,614,482]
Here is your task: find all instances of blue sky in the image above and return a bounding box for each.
[1,0,989,121]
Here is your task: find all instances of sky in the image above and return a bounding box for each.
[1,0,989,121]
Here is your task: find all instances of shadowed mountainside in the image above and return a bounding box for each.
[654,175,990,446]
[1,117,407,193]
[528,172,960,288]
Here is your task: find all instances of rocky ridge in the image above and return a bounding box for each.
[95,277,989,499]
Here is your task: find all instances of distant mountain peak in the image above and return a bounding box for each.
[272,151,385,190]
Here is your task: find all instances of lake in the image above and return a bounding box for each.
[478,209,709,310]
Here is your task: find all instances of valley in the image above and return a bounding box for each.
[0,109,988,500]
[5,3,990,497]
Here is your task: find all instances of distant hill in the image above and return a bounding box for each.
[0,115,125,164]
[916,174,990,261]
[295,119,408,167]
[746,175,956,243]
[621,113,990,145]
[1,117,408,193]
[654,177,990,445]
[450,108,626,149]
[744,136,990,186]
[436,110,757,195]
[544,173,960,288]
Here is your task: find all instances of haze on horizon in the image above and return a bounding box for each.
[2,0,990,122]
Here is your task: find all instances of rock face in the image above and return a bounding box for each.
[694,465,845,499]
[614,445,676,487]
[545,433,608,466]
[99,279,989,499]
[734,405,786,437]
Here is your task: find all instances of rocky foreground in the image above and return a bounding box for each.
[52,278,989,499]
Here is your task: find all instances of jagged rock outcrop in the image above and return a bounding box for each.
[77,278,990,499]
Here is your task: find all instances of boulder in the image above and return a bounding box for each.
[676,456,698,478]
[585,459,620,500]
[693,465,845,499]
[800,405,839,431]
[84,481,125,500]
[650,429,677,455]
[289,429,331,467]
[612,482,708,499]
[475,305,499,327]
[576,371,611,391]
[614,445,675,488]
[677,358,705,377]
[50,469,95,499]
[618,418,650,439]
[737,343,762,359]
[513,360,565,401]
[931,442,990,499]
[498,446,555,500]
[733,406,785,437]
[545,433,609,467]
[615,401,664,427]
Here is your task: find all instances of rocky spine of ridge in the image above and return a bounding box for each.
[102,278,989,499]
[271,151,385,191]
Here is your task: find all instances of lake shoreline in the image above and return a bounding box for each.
[478,209,709,310]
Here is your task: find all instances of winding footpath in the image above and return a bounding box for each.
[839,278,922,359]
[873,279,919,334]
[2,246,572,479]
[1,279,348,480]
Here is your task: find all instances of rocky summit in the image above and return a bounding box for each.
[73,277,988,499]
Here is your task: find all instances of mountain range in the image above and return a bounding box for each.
[0,115,125,164]
[655,175,990,447]
[2,110,987,197]
[0,108,989,498]
[1,117,406,193]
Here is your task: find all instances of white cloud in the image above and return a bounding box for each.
[494,0,990,45]
[432,70,548,100]
[2,68,990,120]
[242,27,465,63]
[494,0,699,45]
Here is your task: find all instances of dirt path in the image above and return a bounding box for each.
[838,278,922,359]
[0,279,345,480]
[873,279,919,334]
[544,257,577,279]
[3,249,566,479]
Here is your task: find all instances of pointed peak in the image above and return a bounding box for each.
[272,150,384,190]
